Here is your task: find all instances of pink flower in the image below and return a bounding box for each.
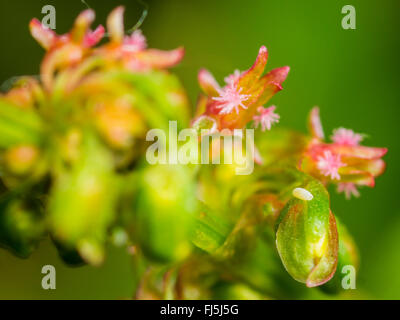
[193,46,289,130]
[253,106,280,131]
[317,150,346,180]
[331,128,363,146]
[299,107,387,196]
[122,30,147,53]
[212,82,250,115]
[337,183,360,200]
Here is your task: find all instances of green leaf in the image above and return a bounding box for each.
[191,202,232,253]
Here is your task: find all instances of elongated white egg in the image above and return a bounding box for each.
[292,188,313,201]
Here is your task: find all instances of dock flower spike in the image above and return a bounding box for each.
[192,46,289,131]
[299,107,388,198]
[29,6,184,91]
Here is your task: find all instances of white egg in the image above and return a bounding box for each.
[292,188,313,201]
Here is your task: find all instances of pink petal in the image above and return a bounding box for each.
[362,159,386,177]
[194,94,209,118]
[84,25,105,47]
[29,19,56,50]
[71,9,96,43]
[262,66,290,86]
[247,67,290,107]
[107,6,125,43]
[308,107,325,140]
[238,46,268,90]
[198,69,220,97]
[330,145,388,160]
[254,146,264,165]
[339,168,376,187]
[135,47,185,69]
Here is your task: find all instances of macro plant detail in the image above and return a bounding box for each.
[192,46,289,132]
[0,7,388,299]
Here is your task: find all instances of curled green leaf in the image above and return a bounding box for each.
[275,176,338,287]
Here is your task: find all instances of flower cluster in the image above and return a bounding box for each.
[0,7,192,266]
[0,6,389,299]
[28,7,184,91]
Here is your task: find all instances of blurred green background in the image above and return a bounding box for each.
[0,0,399,299]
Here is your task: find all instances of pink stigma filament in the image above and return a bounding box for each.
[253,106,280,131]
[337,182,360,199]
[317,150,346,180]
[331,128,363,146]
[212,83,250,115]
[123,30,147,53]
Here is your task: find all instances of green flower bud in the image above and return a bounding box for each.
[4,145,39,176]
[275,178,339,287]
[0,195,45,258]
[48,131,119,265]
[135,164,197,263]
